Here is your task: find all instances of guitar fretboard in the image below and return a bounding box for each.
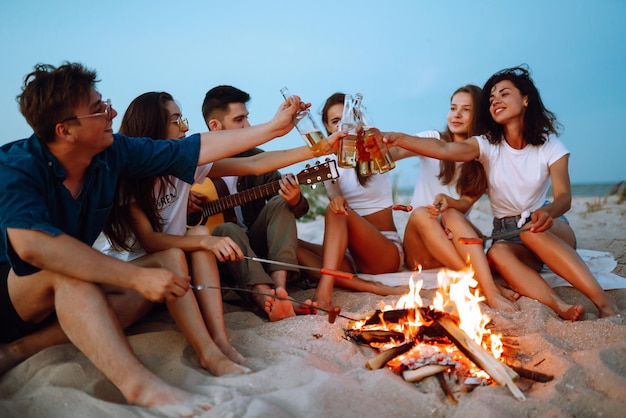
[202,180,283,218]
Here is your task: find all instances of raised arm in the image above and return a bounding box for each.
[209,131,345,177]
[384,132,480,162]
[197,98,303,164]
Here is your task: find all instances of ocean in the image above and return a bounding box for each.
[395,182,622,199]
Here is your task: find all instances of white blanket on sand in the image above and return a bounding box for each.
[359,249,626,290]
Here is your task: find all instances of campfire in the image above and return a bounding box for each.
[344,266,552,401]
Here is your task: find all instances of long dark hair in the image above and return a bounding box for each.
[478,65,561,145]
[321,92,372,187]
[104,92,176,251]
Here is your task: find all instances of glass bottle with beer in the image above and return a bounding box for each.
[280,87,329,155]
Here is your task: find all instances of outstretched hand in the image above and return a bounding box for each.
[273,96,308,137]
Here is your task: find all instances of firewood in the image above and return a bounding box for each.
[402,364,448,382]
[435,315,526,401]
[507,365,553,383]
[365,341,415,370]
[436,372,458,404]
[344,329,406,345]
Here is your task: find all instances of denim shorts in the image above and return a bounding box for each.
[492,210,569,244]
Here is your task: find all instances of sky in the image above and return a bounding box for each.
[1,0,625,186]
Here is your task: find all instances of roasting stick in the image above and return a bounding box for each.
[458,228,527,245]
[242,256,355,280]
[188,284,359,322]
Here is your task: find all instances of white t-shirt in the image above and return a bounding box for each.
[410,130,462,208]
[95,163,214,261]
[476,134,569,218]
[323,155,392,216]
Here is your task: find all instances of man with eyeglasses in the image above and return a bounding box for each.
[0,62,304,411]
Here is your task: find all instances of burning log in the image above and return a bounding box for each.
[435,315,526,401]
[365,341,415,370]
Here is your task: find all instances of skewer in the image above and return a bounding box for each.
[242,256,354,280]
[458,228,527,245]
[188,284,360,322]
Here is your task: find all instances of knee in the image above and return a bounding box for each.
[440,208,465,226]
[159,247,187,268]
[486,244,507,266]
[186,225,210,237]
[407,207,436,230]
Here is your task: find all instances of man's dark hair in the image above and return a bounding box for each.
[17,62,98,142]
[201,85,250,129]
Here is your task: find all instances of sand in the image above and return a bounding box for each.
[1,195,625,418]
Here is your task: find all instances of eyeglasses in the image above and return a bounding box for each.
[61,99,112,123]
[172,115,189,130]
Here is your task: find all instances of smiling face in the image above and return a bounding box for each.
[62,89,118,152]
[447,91,473,140]
[489,80,528,125]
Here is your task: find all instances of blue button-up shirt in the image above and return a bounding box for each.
[0,133,200,275]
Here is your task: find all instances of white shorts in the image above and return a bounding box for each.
[380,230,405,272]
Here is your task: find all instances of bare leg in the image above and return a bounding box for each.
[53,276,209,409]
[134,248,249,376]
[442,209,519,311]
[403,207,447,270]
[1,282,152,375]
[488,242,585,320]
[186,226,245,365]
[313,207,402,309]
[537,221,618,318]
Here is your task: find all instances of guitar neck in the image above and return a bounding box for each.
[202,180,281,218]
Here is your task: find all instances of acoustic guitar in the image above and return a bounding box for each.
[187,160,339,230]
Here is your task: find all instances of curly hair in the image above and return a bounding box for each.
[17,62,98,142]
[477,65,561,145]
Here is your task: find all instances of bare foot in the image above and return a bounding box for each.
[369,281,409,296]
[213,336,246,365]
[198,350,251,376]
[487,293,519,312]
[555,304,585,321]
[223,345,246,365]
[127,377,212,412]
[313,298,332,311]
[293,299,317,315]
[598,302,620,318]
[253,286,296,322]
[497,285,521,301]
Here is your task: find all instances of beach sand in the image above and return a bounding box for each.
[1,195,625,417]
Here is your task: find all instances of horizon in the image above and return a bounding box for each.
[1,0,625,184]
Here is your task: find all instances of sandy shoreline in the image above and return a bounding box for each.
[1,195,624,417]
